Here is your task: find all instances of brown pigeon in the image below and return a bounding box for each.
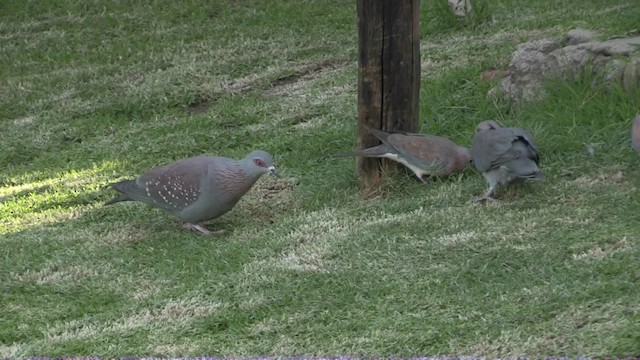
[471,120,543,201]
[334,129,472,183]
[105,150,278,234]
[632,114,640,152]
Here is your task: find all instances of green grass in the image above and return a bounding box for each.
[1,0,640,357]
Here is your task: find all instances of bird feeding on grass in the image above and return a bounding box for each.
[334,129,472,183]
[105,150,278,235]
[471,120,544,202]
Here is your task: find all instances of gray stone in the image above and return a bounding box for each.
[516,39,560,54]
[622,58,640,92]
[564,28,599,45]
[587,36,640,56]
[448,0,472,17]
[602,58,627,83]
[488,30,640,104]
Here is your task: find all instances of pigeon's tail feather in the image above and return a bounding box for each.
[515,169,544,182]
[104,179,142,205]
[369,128,392,142]
[333,150,376,158]
[104,193,131,205]
[530,171,545,181]
[332,144,390,158]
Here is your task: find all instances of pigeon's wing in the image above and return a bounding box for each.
[474,128,541,177]
[502,140,541,178]
[383,133,455,172]
[332,144,396,158]
[471,129,518,172]
[370,128,433,143]
[508,127,540,163]
[369,128,393,143]
[128,156,212,211]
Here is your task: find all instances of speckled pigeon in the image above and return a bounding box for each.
[632,114,640,152]
[105,150,278,234]
[471,120,543,201]
[334,129,472,183]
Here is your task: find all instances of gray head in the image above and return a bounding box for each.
[243,150,279,177]
[458,146,473,164]
[475,120,503,133]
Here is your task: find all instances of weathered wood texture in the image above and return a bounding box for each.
[356,0,421,190]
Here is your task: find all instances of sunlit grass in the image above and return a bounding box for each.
[0,160,127,234]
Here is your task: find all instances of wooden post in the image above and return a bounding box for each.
[356,0,421,192]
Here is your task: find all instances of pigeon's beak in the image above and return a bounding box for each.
[267,166,280,177]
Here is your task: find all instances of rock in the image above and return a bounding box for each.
[517,39,561,54]
[588,36,640,56]
[564,28,599,45]
[622,58,640,92]
[448,0,472,17]
[489,29,640,104]
[549,45,594,79]
[489,40,559,103]
[602,58,628,83]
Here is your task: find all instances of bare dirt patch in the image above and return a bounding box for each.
[572,171,625,187]
[187,60,349,114]
[101,226,150,245]
[263,60,351,97]
[572,237,631,261]
[186,96,221,114]
[13,263,105,284]
[236,176,299,222]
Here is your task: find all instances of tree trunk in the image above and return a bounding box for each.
[356,0,420,193]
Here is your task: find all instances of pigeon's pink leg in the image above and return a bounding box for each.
[183,223,225,235]
[474,187,497,202]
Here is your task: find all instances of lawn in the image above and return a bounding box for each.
[1,0,639,357]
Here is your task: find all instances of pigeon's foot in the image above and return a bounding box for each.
[474,188,497,203]
[419,177,430,185]
[183,223,224,235]
[474,195,497,202]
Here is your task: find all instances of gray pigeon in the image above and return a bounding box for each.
[471,120,543,201]
[105,150,278,234]
[334,129,472,183]
[632,114,640,152]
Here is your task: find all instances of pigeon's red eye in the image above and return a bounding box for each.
[254,158,265,167]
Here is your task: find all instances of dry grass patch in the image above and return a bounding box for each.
[571,171,625,187]
[467,329,533,357]
[151,343,200,356]
[234,176,299,223]
[264,60,352,97]
[436,230,477,246]
[42,297,224,344]
[100,226,150,246]
[11,116,37,127]
[572,236,632,261]
[12,263,108,285]
[420,28,561,75]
